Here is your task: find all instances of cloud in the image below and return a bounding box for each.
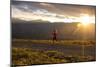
[12,2,70,22]
[11,1,95,23]
[12,4,69,22]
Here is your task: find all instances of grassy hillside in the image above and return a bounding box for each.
[12,39,95,46]
[12,39,96,66]
[12,47,95,66]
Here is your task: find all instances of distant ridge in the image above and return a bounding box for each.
[12,21,95,40]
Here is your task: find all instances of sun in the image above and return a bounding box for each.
[80,15,91,26]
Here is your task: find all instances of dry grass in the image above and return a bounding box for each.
[12,47,95,66]
[12,39,95,46]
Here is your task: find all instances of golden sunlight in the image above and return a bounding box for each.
[77,23,89,28]
[80,15,90,26]
[76,14,94,28]
[77,23,81,27]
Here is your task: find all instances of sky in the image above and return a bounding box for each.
[11,1,96,23]
[12,0,96,6]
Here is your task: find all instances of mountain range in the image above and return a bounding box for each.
[12,19,95,40]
